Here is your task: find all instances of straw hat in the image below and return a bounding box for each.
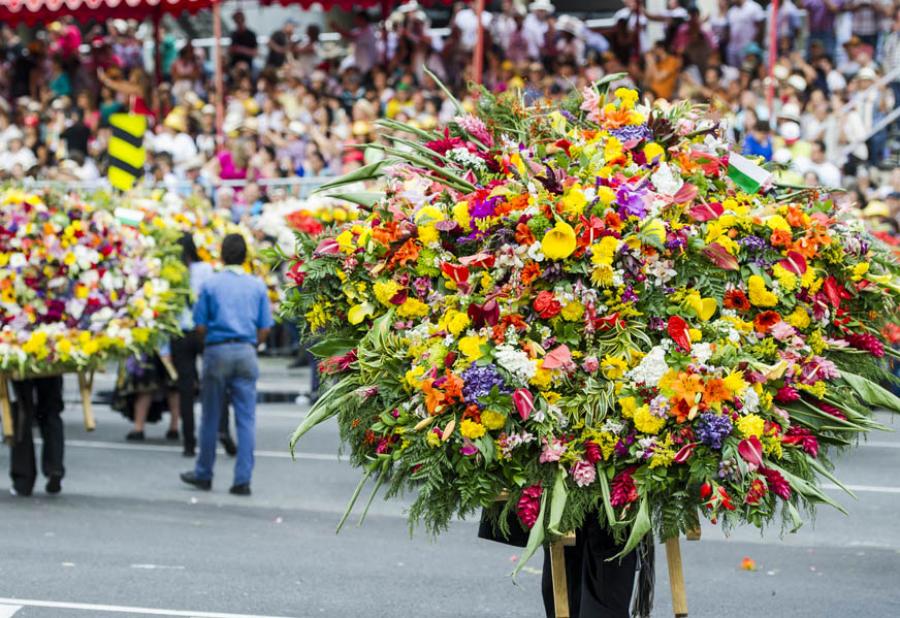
[163,108,188,133]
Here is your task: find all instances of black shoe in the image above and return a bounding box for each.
[46,475,62,494]
[179,471,211,490]
[182,446,196,458]
[10,486,32,497]
[126,430,145,441]
[229,483,251,496]
[165,429,180,441]
[219,433,237,456]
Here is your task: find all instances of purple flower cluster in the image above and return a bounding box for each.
[616,187,648,218]
[696,413,733,450]
[739,235,768,253]
[610,124,652,142]
[461,364,509,404]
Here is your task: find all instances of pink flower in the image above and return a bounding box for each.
[783,427,819,457]
[459,440,478,456]
[539,437,567,463]
[584,441,602,464]
[516,484,543,529]
[580,86,602,123]
[770,321,795,341]
[571,459,597,487]
[582,356,600,373]
[774,385,800,403]
[542,344,574,371]
[845,333,885,358]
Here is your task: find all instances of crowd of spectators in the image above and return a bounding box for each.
[0,0,897,232]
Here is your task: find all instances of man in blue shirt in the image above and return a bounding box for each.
[180,234,273,495]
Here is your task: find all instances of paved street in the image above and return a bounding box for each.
[1,359,899,617]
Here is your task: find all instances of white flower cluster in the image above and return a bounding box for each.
[627,345,670,386]
[446,147,486,171]
[494,344,537,386]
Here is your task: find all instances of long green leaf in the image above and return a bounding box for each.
[547,468,569,538]
[311,159,395,194]
[308,337,358,358]
[512,490,547,579]
[323,192,385,209]
[425,67,462,113]
[840,371,900,414]
[613,494,651,559]
[806,457,857,499]
[337,466,373,534]
[597,467,618,528]
[767,463,848,514]
[357,460,388,527]
[289,375,356,453]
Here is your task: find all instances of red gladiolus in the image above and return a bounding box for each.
[761,468,792,500]
[516,484,544,529]
[718,486,736,510]
[783,427,819,458]
[667,315,692,352]
[738,435,764,471]
[774,385,800,403]
[533,291,562,319]
[844,333,885,358]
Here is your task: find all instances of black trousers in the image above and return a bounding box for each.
[542,517,637,618]
[171,330,232,449]
[10,376,65,495]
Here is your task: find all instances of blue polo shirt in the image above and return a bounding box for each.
[193,267,274,345]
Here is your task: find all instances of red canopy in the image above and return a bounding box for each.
[0,0,440,27]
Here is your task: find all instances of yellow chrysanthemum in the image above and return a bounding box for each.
[481,410,507,431]
[736,414,765,438]
[398,298,429,318]
[460,419,486,440]
[561,301,584,322]
[748,275,778,307]
[633,405,665,434]
[601,355,628,379]
[786,306,811,329]
[561,184,588,216]
[772,263,798,292]
[373,280,402,306]
[765,214,791,233]
[440,309,470,336]
[723,370,749,395]
[597,186,616,205]
[458,335,487,362]
[618,396,638,418]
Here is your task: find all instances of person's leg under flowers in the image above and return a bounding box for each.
[9,380,38,495]
[195,347,227,481]
[578,517,637,618]
[229,347,258,487]
[35,376,64,481]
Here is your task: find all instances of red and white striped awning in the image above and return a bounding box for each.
[0,0,428,26]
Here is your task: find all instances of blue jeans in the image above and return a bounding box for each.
[195,343,259,486]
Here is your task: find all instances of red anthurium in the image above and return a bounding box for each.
[468,299,500,327]
[672,183,699,205]
[673,443,697,464]
[667,315,692,352]
[441,261,470,284]
[702,242,740,270]
[823,276,851,309]
[738,435,764,472]
[512,389,534,421]
[778,251,808,275]
[459,252,496,269]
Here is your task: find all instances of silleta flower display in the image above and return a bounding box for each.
[0,190,188,375]
[281,81,900,566]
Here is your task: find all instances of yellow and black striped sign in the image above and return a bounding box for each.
[108,113,147,191]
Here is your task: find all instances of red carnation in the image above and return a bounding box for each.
[745,478,768,505]
[533,291,562,319]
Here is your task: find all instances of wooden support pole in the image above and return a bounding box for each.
[665,537,689,618]
[78,371,96,432]
[550,540,569,618]
[0,375,12,444]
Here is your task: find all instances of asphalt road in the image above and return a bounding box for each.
[1,359,899,618]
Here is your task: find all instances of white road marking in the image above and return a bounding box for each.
[0,597,295,618]
[823,483,900,494]
[130,564,186,571]
[63,439,339,461]
[0,605,22,617]
[863,441,900,449]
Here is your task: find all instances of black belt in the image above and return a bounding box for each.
[206,338,253,347]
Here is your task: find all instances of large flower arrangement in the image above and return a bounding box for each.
[0,190,188,375]
[281,81,900,564]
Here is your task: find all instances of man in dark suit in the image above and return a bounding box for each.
[479,509,639,618]
[8,376,65,496]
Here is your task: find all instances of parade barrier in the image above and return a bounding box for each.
[281,75,900,613]
[0,370,96,444]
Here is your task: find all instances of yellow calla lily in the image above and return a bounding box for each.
[348,302,375,325]
[541,220,577,260]
[686,294,717,321]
